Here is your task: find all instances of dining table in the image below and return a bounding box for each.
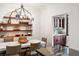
[0,39,46,52]
[36,47,69,56]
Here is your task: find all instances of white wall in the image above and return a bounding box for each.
[39,3,79,51]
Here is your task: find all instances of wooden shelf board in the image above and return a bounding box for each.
[25,34,32,36]
[0,30,32,32]
[0,23,32,26]
[3,16,30,20]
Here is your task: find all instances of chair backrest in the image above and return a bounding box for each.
[42,37,47,47]
[30,42,40,51]
[42,37,47,44]
[4,36,14,42]
[6,45,21,55]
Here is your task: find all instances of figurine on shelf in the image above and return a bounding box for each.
[16,14,20,20]
[0,26,3,31]
[8,19,11,24]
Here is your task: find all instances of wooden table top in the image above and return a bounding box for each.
[36,47,55,56]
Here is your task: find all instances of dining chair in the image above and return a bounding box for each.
[6,45,21,56]
[29,42,41,56]
[42,37,47,48]
[21,47,31,56]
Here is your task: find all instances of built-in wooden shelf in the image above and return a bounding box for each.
[0,16,32,36]
[0,23,32,26]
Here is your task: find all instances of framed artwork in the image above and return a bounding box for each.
[53,14,69,36]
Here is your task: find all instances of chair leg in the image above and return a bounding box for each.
[25,49,31,56]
